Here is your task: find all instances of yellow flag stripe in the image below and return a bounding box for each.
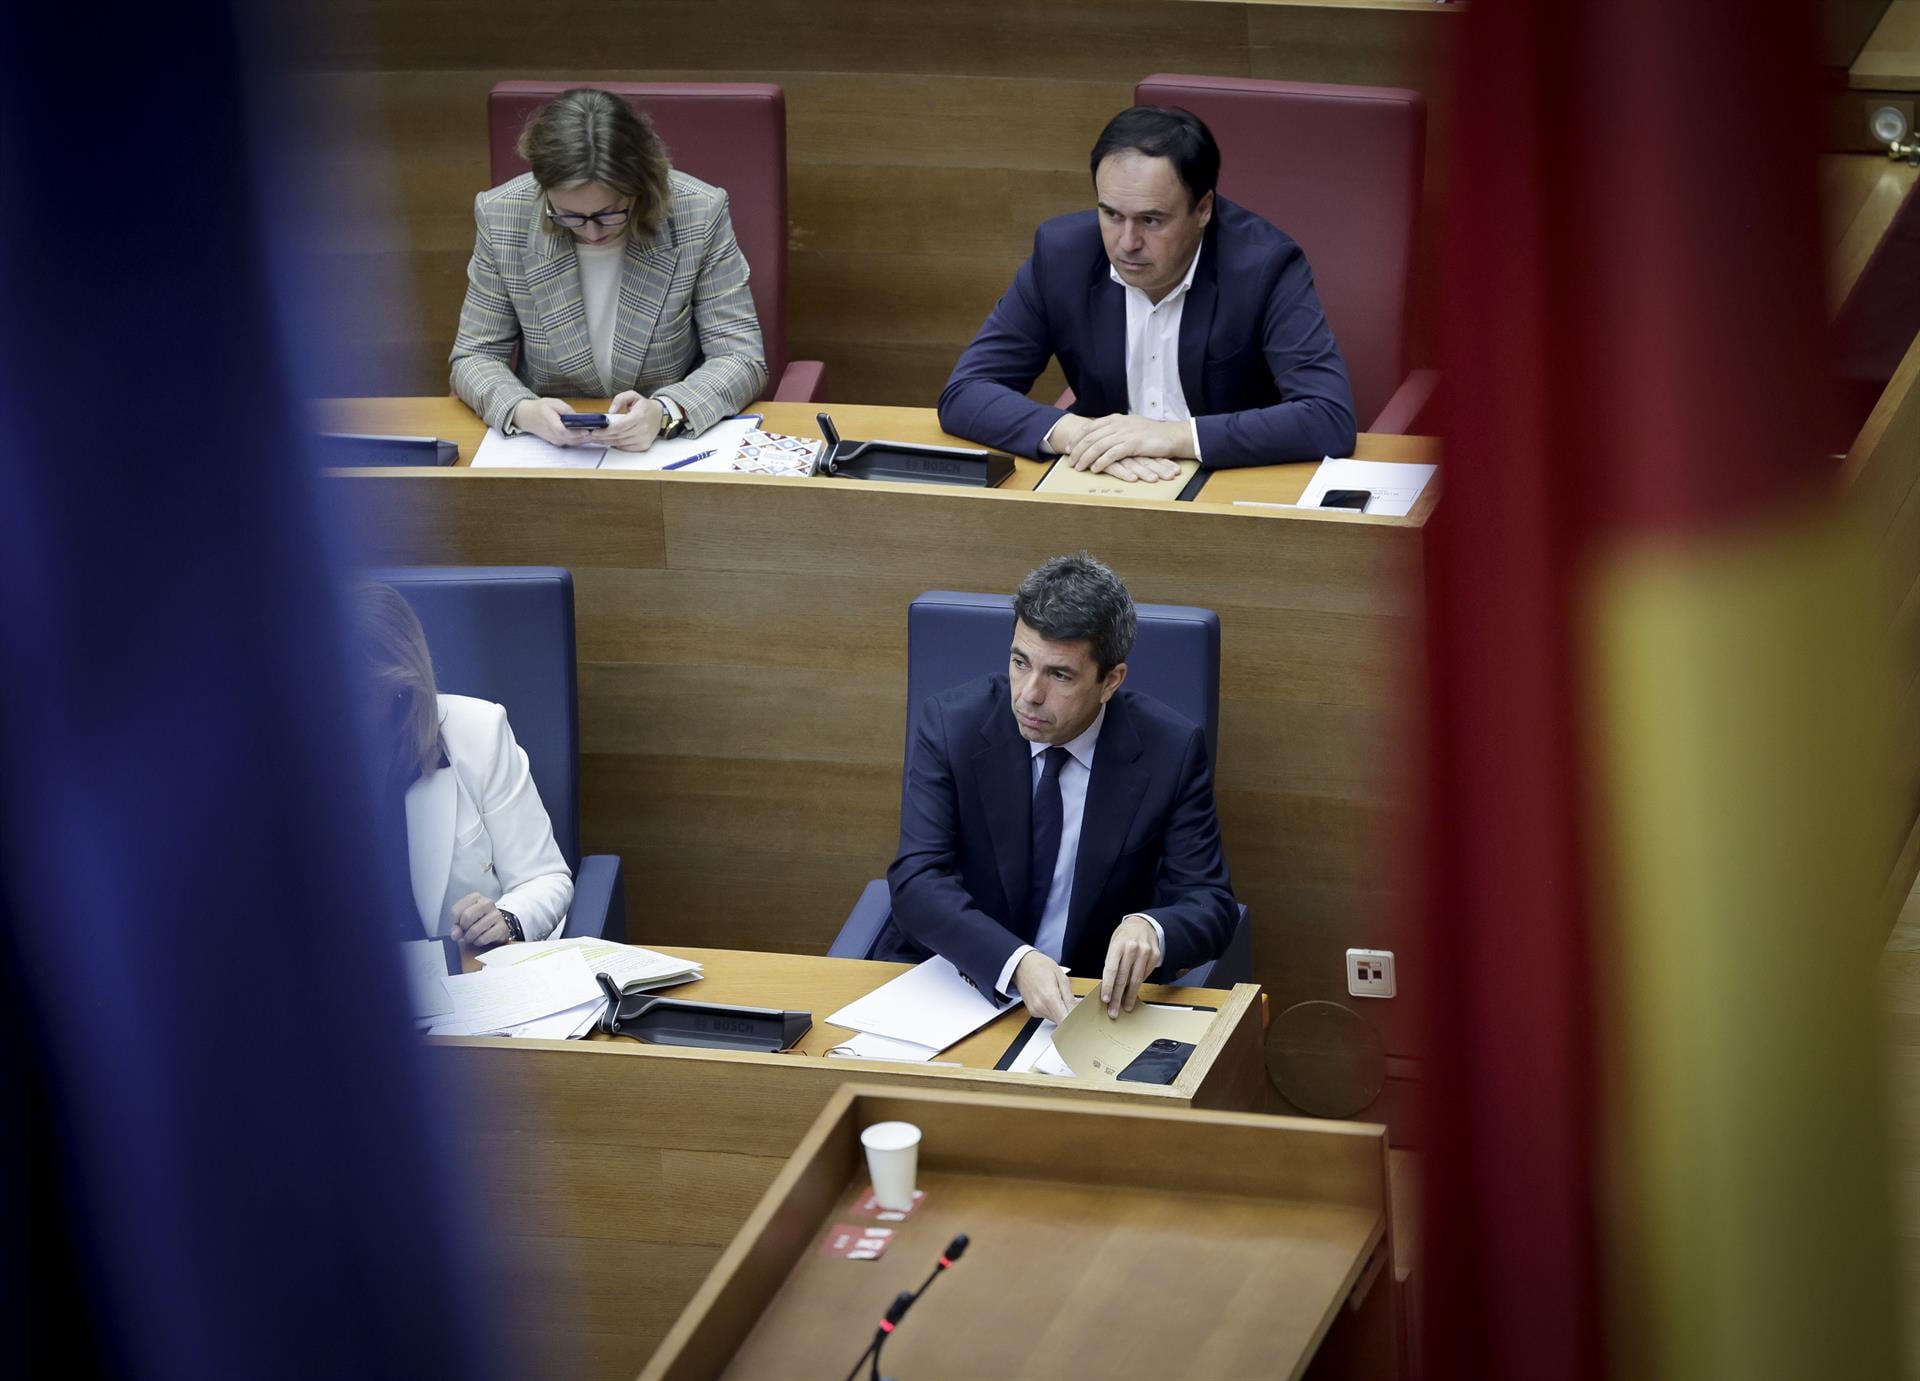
[1590,513,1900,1381]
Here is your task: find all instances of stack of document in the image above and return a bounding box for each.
[401,937,703,1039]
[824,956,1020,1062]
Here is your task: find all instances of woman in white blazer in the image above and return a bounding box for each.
[357,584,574,945]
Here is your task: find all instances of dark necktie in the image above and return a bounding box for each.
[1026,746,1069,941]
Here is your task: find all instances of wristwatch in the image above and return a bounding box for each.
[657,395,689,438]
[500,909,525,943]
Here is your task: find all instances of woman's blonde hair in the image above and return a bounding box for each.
[518,87,673,236]
[353,583,441,781]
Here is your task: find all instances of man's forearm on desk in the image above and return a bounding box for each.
[938,379,1061,459]
[1195,399,1356,468]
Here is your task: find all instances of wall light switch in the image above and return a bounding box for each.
[1346,948,1396,999]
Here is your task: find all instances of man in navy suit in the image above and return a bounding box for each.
[877,554,1237,1023]
[938,106,1356,480]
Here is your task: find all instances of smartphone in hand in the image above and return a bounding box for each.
[560,413,610,430]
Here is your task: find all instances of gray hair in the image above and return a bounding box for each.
[351,583,441,781]
[1012,552,1137,676]
[517,88,673,236]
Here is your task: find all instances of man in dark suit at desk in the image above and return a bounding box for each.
[876,554,1237,1022]
[938,106,1357,480]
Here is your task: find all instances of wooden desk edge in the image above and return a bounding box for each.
[318,395,1439,524]
[325,458,1438,526]
[427,977,1264,1102]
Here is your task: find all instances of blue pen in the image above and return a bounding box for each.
[663,450,716,471]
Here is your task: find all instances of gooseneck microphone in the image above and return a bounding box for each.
[842,1291,913,1381]
[909,1233,969,1304]
[841,1235,970,1381]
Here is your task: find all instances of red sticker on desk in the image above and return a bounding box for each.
[851,1188,926,1221]
[820,1223,894,1260]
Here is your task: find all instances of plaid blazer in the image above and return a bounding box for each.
[449,170,769,436]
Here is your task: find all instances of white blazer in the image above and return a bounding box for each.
[405,694,573,941]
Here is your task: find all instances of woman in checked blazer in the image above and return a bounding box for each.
[450,87,768,453]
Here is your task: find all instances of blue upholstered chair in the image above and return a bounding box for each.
[828,591,1250,988]
[370,566,625,941]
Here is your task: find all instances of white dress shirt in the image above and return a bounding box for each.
[575,239,625,396]
[996,706,1166,998]
[1043,245,1206,462]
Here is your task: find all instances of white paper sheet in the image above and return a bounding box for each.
[598,414,762,471]
[498,995,606,1040]
[825,956,1019,1054]
[429,949,602,1036]
[1003,1018,1074,1076]
[1294,457,1437,517]
[477,937,702,991]
[826,1031,944,1063]
[400,939,454,1020]
[469,428,607,469]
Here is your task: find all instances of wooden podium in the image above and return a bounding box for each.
[430,948,1271,1377]
[642,1085,1398,1380]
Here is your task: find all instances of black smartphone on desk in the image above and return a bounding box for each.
[1115,1037,1197,1085]
[1321,489,1372,512]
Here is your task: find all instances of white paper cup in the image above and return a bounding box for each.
[861,1120,922,1211]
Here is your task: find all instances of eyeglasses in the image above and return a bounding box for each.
[545,203,632,229]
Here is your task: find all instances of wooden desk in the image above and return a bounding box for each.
[433,947,1267,1378]
[326,398,1432,1128]
[645,1086,1397,1380]
[322,394,1437,509]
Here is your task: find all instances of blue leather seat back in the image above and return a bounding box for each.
[903,592,1221,779]
[368,567,581,870]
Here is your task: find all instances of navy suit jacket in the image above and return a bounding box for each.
[937,197,1357,467]
[877,675,1237,996]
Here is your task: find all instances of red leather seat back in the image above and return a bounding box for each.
[1134,75,1424,429]
[488,81,789,381]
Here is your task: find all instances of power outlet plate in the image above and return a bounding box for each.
[1346,948,1396,999]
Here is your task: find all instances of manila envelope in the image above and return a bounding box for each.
[1049,996,1217,1083]
[1033,457,1200,501]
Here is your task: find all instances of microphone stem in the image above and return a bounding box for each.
[842,1334,881,1381]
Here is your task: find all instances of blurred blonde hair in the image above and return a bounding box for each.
[518,87,673,237]
[353,583,441,781]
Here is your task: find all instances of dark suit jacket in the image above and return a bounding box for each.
[936,197,1357,468]
[876,676,1236,996]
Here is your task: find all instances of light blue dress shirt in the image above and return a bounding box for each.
[996,706,1165,998]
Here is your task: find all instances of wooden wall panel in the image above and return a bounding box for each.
[294,0,1452,400]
